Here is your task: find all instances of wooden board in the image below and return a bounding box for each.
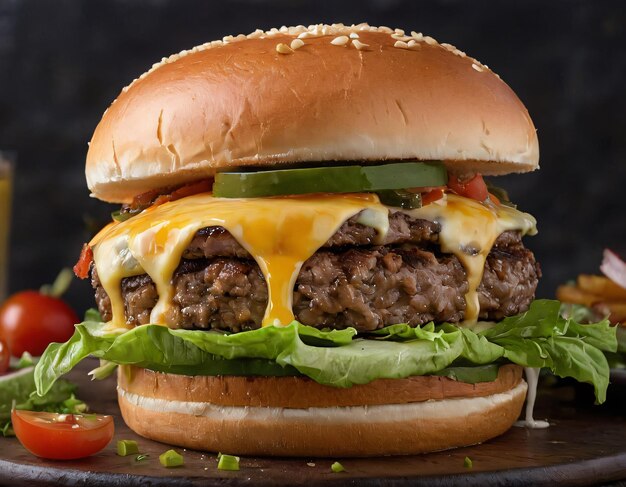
[1,359,626,487]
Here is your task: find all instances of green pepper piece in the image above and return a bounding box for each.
[217,453,240,471]
[117,440,140,456]
[213,162,447,198]
[159,449,184,467]
[376,189,422,209]
[331,461,346,473]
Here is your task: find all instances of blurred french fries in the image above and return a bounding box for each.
[557,274,626,325]
[577,275,626,300]
[556,284,600,307]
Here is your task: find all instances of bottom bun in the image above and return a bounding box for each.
[117,365,527,457]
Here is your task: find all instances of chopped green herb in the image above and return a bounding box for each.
[217,453,240,471]
[62,395,87,413]
[136,454,150,462]
[331,461,345,473]
[159,449,184,467]
[117,440,140,456]
[1,422,14,437]
[464,456,473,469]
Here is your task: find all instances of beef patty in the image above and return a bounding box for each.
[92,212,540,333]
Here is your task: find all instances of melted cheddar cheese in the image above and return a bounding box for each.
[405,195,536,322]
[89,192,536,331]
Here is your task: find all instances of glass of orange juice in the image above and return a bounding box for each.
[0,152,13,304]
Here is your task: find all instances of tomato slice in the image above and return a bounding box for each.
[12,410,114,460]
[447,174,489,201]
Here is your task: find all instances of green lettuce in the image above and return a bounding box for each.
[34,300,617,403]
[0,365,82,436]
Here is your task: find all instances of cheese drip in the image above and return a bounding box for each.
[406,194,537,324]
[89,192,536,331]
[90,193,389,330]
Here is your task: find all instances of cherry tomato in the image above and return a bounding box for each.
[447,174,489,201]
[12,410,114,460]
[0,338,9,374]
[0,291,79,357]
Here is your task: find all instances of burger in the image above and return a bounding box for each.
[35,23,615,457]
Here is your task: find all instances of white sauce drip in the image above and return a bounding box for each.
[514,367,550,429]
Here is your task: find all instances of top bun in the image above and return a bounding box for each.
[86,24,539,203]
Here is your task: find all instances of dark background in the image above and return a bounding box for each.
[0,0,625,315]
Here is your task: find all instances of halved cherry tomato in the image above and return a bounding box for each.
[0,338,9,374]
[0,291,78,357]
[447,174,489,201]
[12,410,114,460]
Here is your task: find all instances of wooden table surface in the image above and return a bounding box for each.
[1,359,626,486]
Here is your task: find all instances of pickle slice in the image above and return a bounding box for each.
[375,189,422,209]
[213,162,447,198]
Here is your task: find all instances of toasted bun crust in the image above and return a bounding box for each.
[117,365,526,456]
[87,24,539,203]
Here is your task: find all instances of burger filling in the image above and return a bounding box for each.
[92,214,539,333]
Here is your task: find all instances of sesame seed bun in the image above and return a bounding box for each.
[117,364,527,456]
[86,24,539,203]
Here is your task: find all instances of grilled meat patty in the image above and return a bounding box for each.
[92,212,540,332]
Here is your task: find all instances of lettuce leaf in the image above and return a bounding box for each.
[0,366,80,436]
[480,300,616,403]
[34,300,617,403]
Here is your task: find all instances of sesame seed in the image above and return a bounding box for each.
[276,43,293,54]
[407,39,421,50]
[394,40,408,49]
[352,39,369,50]
[222,35,234,43]
[307,462,316,467]
[391,33,412,42]
[248,29,264,39]
[424,36,437,45]
[349,32,359,39]
[394,28,405,35]
[331,35,350,46]
[411,31,422,39]
[290,39,304,50]
[472,63,483,72]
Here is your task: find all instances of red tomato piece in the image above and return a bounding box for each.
[421,188,445,206]
[73,244,93,280]
[12,410,114,460]
[0,338,9,374]
[0,291,78,357]
[447,174,489,201]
